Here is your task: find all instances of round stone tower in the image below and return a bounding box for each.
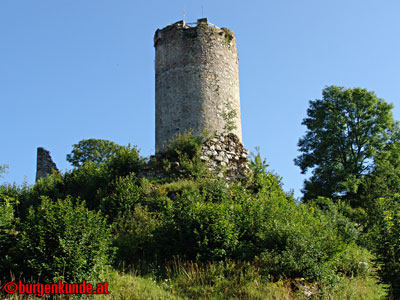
[154,18,242,152]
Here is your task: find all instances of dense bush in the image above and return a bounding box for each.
[157,184,240,261]
[16,141,143,215]
[93,142,366,283]
[0,137,385,296]
[247,151,285,198]
[62,144,142,211]
[154,132,210,180]
[309,197,360,244]
[107,172,362,283]
[249,197,343,281]
[372,197,400,299]
[0,197,17,280]
[113,204,160,267]
[334,243,373,278]
[62,161,110,210]
[100,173,144,221]
[17,197,113,283]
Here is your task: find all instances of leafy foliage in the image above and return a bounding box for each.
[113,204,160,267]
[247,150,285,198]
[222,100,238,133]
[358,126,400,208]
[0,135,387,296]
[295,86,394,201]
[66,138,123,167]
[18,197,113,282]
[165,132,203,161]
[154,132,210,180]
[371,197,400,299]
[0,197,17,280]
[25,141,142,213]
[105,154,362,282]
[157,184,240,261]
[334,243,373,278]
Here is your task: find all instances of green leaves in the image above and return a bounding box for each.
[371,197,400,298]
[66,138,123,167]
[19,197,113,282]
[0,136,377,288]
[295,86,394,201]
[359,124,400,205]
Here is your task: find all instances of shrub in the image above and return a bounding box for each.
[309,197,360,244]
[62,145,142,211]
[99,173,143,220]
[158,132,209,180]
[253,208,338,282]
[22,173,64,217]
[0,197,17,281]
[105,172,356,283]
[113,204,160,267]
[17,197,113,283]
[62,161,110,210]
[372,196,400,299]
[237,194,350,282]
[106,145,142,178]
[157,184,239,261]
[165,132,203,161]
[334,243,373,278]
[0,183,33,220]
[247,151,285,198]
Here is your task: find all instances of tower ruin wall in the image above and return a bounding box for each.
[36,147,58,181]
[154,18,242,152]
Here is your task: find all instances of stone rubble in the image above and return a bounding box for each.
[139,133,250,181]
[200,133,250,179]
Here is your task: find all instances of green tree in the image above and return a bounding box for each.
[295,86,394,201]
[359,124,400,203]
[66,139,122,167]
[354,126,400,230]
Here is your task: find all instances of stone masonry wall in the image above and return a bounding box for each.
[36,147,58,181]
[200,133,249,179]
[154,18,242,152]
[139,133,249,180]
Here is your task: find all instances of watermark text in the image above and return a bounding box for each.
[3,280,108,297]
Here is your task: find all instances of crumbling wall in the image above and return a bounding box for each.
[36,147,58,181]
[139,133,249,180]
[200,133,249,179]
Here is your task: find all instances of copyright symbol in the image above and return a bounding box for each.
[4,282,18,294]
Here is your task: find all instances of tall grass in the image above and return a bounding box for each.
[1,261,387,300]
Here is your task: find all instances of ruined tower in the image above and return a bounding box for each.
[36,147,58,181]
[154,18,242,152]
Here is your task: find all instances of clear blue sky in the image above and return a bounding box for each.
[1,0,400,198]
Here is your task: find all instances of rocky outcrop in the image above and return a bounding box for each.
[36,147,58,181]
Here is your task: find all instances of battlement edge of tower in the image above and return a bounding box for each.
[154,18,236,47]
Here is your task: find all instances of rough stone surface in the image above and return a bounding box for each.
[36,147,58,181]
[200,133,250,179]
[154,18,242,152]
[138,133,250,181]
